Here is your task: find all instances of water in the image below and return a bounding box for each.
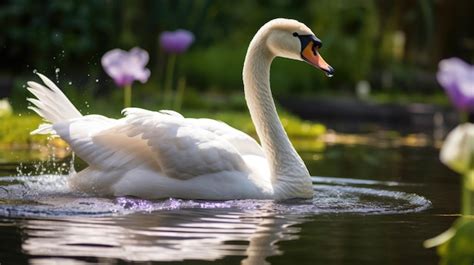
[0,175,430,217]
[0,141,459,264]
[55,67,60,83]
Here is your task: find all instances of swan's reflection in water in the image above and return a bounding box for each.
[21,204,304,264]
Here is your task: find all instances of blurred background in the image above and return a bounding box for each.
[0,0,473,133]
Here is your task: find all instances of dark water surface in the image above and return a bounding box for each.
[0,141,459,265]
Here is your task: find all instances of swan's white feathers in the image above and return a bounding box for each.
[31,123,55,135]
[159,109,184,118]
[122,107,264,156]
[27,75,82,124]
[37,101,257,185]
[36,73,82,119]
[122,108,251,180]
[50,115,156,173]
[187,118,265,157]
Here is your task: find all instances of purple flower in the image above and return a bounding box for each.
[437,58,474,112]
[159,29,195,54]
[101,47,151,87]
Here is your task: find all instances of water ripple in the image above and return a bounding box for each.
[0,174,431,217]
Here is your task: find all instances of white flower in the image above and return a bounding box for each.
[0,98,12,117]
[440,123,474,174]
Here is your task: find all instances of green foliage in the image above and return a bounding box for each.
[0,0,117,71]
[370,91,450,106]
[0,115,46,147]
[438,218,474,265]
[2,0,468,101]
[184,45,246,91]
[184,0,379,94]
[0,110,325,147]
[309,0,378,85]
[184,110,326,138]
[271,58,326,94]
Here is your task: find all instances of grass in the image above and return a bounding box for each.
[0,115,47,148]
[0,110,326,148]
[184,110,326,138]
[370,91,450,106]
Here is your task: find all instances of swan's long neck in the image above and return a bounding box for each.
[243,30,312,196]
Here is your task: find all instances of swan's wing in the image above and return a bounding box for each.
[187,118,265,157]
[123,108,250,180]
[53,114,157,170]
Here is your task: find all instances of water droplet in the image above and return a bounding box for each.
[69,152,76,175]
[18,113,22,117]
[22,84,26,88]
[54,68,60,82]
[95,79,99,83]
[68,81,72,85]
[32,69,37,74]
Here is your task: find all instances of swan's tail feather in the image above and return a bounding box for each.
[31,123,54,135]
[27,73,82,135]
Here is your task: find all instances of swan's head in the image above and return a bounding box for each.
[264,18,334,77]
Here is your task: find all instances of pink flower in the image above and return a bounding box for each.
[159,30,195,54]
[437,58,474,112]
[101,47,151,87]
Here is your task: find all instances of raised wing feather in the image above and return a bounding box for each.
[123,108,250,180]
[53,115,157,170]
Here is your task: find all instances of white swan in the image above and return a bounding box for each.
[27,18,334,200]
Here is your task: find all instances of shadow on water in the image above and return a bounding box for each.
[0,139,460,265]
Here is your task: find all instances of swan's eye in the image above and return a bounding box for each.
[292,32,298,37]
[315,41,323,49]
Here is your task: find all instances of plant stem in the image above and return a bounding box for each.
[163,54,177,109]
[462,170,474,216]
[173,77,186,111]
[124,84,132,108]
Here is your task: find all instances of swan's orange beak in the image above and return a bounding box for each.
[301,40,334,77]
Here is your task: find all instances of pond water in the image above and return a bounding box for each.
[0,137,459,264]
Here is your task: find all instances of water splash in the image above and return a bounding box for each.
[15,139,74,178]
[68,152,76,175]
